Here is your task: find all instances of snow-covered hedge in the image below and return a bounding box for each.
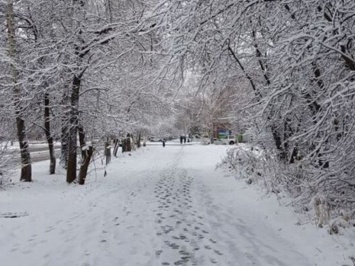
[220,144,355,232]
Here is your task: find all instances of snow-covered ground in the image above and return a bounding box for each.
[0,144,354,266]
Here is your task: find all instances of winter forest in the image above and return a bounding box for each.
[1,0,355,255]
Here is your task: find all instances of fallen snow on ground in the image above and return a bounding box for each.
[0,144,354,266]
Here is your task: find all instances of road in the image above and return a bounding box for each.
[3,144,61,166]
[29,145,61,163]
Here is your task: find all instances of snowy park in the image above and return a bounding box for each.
[2,1,355,265]
[1,143,354,266]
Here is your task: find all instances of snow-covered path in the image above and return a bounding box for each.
[0,145,353,266]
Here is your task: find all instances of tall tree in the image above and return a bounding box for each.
[152,0,355,212]
[5,0,32,181]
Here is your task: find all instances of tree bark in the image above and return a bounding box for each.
[78,145,93,185]
[66,75,80,183]
[78,123,86,161]
[105,138,111,165]
[44,93,56,174]
[6,1,32,181]
[78,124,93,185]
[136,134,141,148]
[126,136,132,152]
[113,138,119,157]
[270,125,287,161]
[122,138,126,153]
[60,88,70,168]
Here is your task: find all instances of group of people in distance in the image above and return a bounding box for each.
[180,135,187,144]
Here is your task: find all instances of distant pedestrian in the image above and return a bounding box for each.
[162,140,165,147]
[180,136,183,144]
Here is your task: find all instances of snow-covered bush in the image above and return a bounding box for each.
[219,144,278,191]
[218,144,259,182]
[312,195,331,228]
[221,140,355,230]
[328,209,355,235]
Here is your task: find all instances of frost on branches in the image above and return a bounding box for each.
[158,0,355,230]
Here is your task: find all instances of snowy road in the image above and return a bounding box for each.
[0,145,352,266]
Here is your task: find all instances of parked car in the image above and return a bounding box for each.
[149,137,163,142]
[219,135,236,145]
[201,135,211,145]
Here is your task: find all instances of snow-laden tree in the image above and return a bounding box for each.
[0,0,180,184]
[259,1,355,211]
[1,0,33,181]
[153,0,355,219]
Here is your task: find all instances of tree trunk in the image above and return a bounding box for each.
[44,93,56,174]
[105,138,111,165]
[136,134,141,148]
[252,29,291,162]
[17,119,32,181]
[78,123,86,161]
[122,138,126,153]
[78,145,93,185]
[78,124,93,185]
[270,124,287,161]
[113,138,119,157]
[6,1,32,181]
[60,88,70,168]
[126,137,131,152]
[66,75,80,183]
